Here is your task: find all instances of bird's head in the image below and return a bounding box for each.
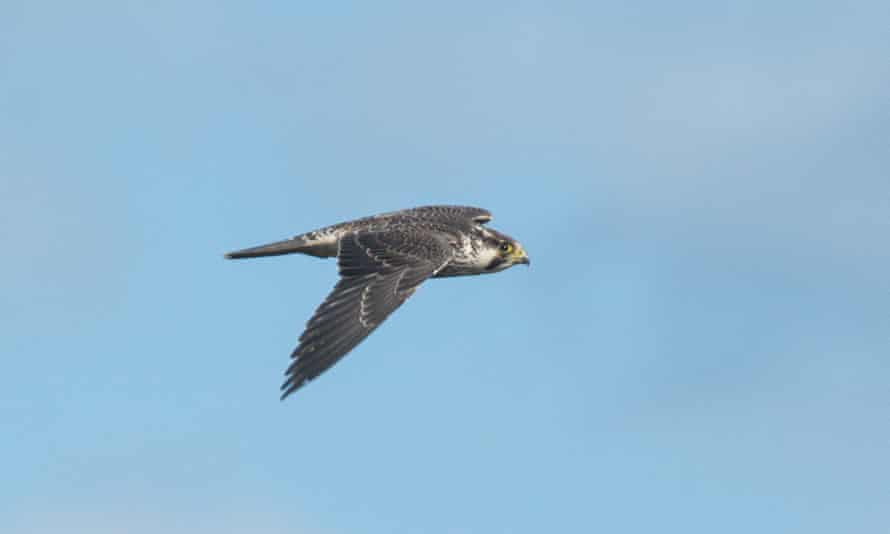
[481,229,530,272]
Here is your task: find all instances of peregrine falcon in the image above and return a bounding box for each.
[226,205,530,399]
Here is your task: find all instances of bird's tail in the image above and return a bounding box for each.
[225,229,339,259]
[224,237,311,259]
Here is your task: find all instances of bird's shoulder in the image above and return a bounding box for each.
[346,205,492,228]
[398,205,492,224]
[337,226,456,273]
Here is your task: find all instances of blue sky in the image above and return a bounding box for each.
[2,2,888,533]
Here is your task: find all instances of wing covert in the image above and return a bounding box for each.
[403,205,492,224]
[280,229,453,398]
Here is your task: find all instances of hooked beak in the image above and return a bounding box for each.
[514,247,530,266]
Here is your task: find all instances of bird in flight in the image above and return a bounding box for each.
[226,205,530,399]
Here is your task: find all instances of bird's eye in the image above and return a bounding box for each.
[499,242,513,253]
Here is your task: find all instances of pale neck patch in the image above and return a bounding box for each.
[473,245,501,269]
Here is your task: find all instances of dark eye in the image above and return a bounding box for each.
[499,241,513,253]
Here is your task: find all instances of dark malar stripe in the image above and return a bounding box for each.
[485,256,505,271]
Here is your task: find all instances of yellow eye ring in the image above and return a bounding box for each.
[499,242,513,253]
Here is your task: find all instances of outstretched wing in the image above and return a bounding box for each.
[402,205,492,224]
[280,229,454,398]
